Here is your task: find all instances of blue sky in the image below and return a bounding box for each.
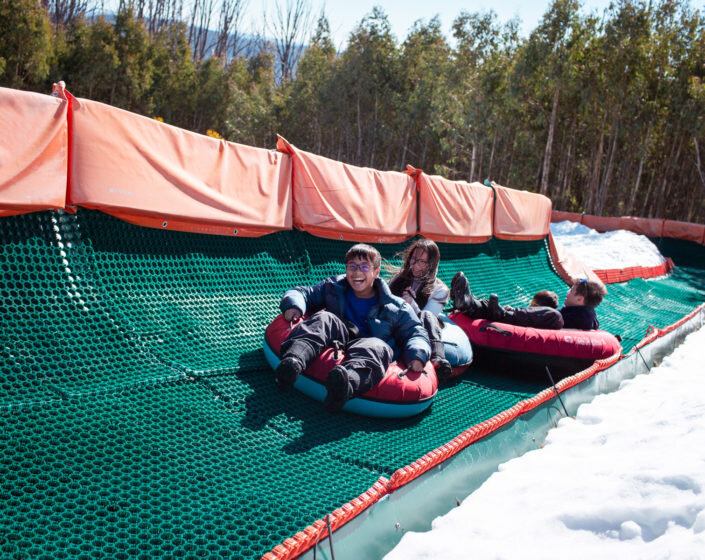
[251,0,614,49]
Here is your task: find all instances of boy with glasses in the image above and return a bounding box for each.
[276,243,431,412]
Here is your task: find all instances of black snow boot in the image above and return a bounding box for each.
[324,365,354,412]
[275,356,304,392]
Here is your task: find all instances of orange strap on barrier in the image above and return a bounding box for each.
[277,136,417,243]
[412,167,493,243]
[68,96,292,236]
[0,86,68,215]
[492,182,552,240]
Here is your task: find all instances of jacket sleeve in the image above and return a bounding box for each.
[395,302,431,364]
[279,278,329,316]
[422,281,450,316]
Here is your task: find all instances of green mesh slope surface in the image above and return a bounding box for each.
[0,213,181,406]
[650,237,705,270]
[2,209,704,558]
[71,210,312,378]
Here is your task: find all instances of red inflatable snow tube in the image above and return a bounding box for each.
[448,312,622,378]
[264,315,438,417]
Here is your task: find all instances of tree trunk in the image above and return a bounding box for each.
[626,125,651,216]
[557,116,577,208]
[692,136,705,196]
[654,135,683,218]
[356,95,362,166]
[399,128,409,169]
[488,129,497,179]
[369,93,378,168]
[585,112,607,214]
[597,122,618,215]
[540,87,560,196]
[469,141,477,182]
[640,171,656,218]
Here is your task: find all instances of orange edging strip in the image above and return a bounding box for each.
[262,478,389,560]
[593,258,674,284]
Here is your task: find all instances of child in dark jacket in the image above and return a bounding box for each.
[276,243,431,412]
[450,273,606,331]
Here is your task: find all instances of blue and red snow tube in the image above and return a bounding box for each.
[263,314,439,418]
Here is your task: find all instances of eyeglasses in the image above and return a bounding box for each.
[409,258,429,267]
[346,263,373,272]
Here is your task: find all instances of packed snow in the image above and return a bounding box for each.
[385,227,705,560]
[386,325,705,560]
[551,220,666,270]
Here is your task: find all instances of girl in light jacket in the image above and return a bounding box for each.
[388,239,452,380]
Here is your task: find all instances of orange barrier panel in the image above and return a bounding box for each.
[547,232,604,287]
[580,214,622,232]
[277,137,417,243]
[0,87,67,216]
[663,220,705,245]
[491,182,551,240]
[618,217,664,238]
[551,210,583,223]
[68,96,292,236]
[411,168,493,243]
[593,258,674,284]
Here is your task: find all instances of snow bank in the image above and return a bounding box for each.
[386,326,705,560]
[551,221,666,270]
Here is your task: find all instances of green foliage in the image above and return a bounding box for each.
[0,0,53,89]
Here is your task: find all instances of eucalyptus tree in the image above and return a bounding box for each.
[266,0,312,83]
[279,12,339,155]
[338,6,400,167]
[509,0,581,196]
[439,9,519,182]
[0,0,53,89]
[397,16,450,171]
[53,15,120,101]
[223,44,280,147]
[646,0,704,220]
[149,21,197,128]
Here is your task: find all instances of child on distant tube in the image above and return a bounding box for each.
[451,275,606,331]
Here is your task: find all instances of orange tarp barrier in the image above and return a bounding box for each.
[68,96,292,236]
[411,168,493,243]
[0,87,67,216]
[492,182,551,241]
[547,233,604,287]
[618,217,664,238]
[551,210,583,223]
[277,137,417,243]
[580,214,623,232]
[663,220,705,245]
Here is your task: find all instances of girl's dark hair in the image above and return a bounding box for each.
[388,238,440,309]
